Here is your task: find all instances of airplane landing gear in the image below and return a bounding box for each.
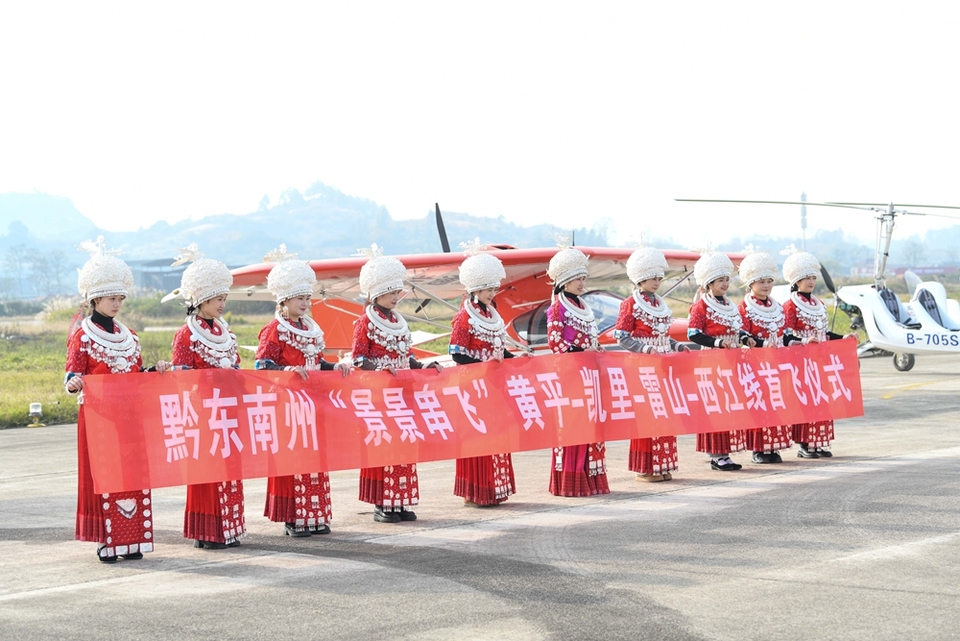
[893,353,915,372]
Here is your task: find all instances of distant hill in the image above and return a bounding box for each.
[1,182,956,300]
[0,182,611,298]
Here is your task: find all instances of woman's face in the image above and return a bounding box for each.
[474,287,498,306]
[199,295,228,319]
[375,290,401,310]
[797,275,818,294]
[564,276,586,296]
[750,278,774,299]
[94,295,125,318]
[639,276,662,294]
[709,276,730,297]
[283,295,311,320]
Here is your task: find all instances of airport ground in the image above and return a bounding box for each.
[1,353,958,641]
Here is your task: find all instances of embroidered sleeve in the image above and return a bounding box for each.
[129,328,144,372]
[547,302,572,354]
[613,297,636,339]
[448,308,473,354]
[65,327,89,375]
[782,300,799,332]
[172,325,196,368]
[352,314,372,361]
[255,322,283,366]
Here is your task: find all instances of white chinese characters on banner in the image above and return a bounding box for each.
[152,350,859,465]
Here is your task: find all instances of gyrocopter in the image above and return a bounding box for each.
[677,199,960,371]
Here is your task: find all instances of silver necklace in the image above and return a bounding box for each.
[365,305,411,358]
[790,291,827,335]
[276,312,325,366]
[187,314,238,369]
[80,317,140,373]
[703,293,742,333]
[745,294,785,345]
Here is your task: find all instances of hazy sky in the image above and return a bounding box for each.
[3,2,960,249]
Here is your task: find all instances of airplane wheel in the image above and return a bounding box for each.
[893,353,915,372]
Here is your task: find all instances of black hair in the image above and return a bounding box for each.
[790,283,799,292]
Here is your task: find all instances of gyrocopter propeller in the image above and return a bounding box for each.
[676,199,960,372]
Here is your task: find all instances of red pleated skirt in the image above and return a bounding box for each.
[696,430,747,455]
[184,480,245,544]
[454,454,516,505]
[628,436,679,475]
[549,444,610,497]
[745,425,793,452]
[76,409,155,557]
[264,473,333,531]
[359,464,419,510]
[791,420,835,448]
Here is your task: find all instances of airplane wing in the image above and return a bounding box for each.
[230,246,724,303]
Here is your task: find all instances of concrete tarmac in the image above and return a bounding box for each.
[1,354,958,640]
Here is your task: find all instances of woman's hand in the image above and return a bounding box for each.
[290,365,309,380]
[385,366,398,376]
[66,376,84,393]
[155,361,170,375]
[428,361,443,372]
[722,338,738,349]
[744,337,757,348]
[335,362,354,378]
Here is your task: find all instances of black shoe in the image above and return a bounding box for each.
[751,451,773,464]
[797,446,820,459]
[710,457,741,471]
[284,523,311,538]
[194,540,228,550]
[120,552,144,561]
[398,508,417,522]
[769,452,783,463]
[373,506,401,523]
[97,545,118,564]
[310,524,331,535]
[817,448,833,458]
[227,540,241,548]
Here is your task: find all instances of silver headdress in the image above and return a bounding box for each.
[264,244,317,303]
[76,236,134,302]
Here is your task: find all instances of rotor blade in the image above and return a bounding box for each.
[820,265,836,295]
[675,199,873,211]
[827,202,960,210]
[435,203,451,253]
[826,202,960,220]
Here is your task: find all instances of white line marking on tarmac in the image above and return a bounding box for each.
[365,446,960,549]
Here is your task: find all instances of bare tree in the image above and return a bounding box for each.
[902,239,926,268]
[29,255,52,298]
[3,245,31,299]
[47,250,71,294]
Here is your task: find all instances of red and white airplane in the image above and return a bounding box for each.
[232,245,745,359]
[230,206,741,358]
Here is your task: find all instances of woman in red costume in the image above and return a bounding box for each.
[256,245,352,537]
[781,247,854,458]
[545,242,609,497]
[166,244,245,549]
[614,245,687,482]
[65,237,169,563]
[687,252,755,471]
[737,250,801,463]
[352,245,442,523]
[449,240,520,506]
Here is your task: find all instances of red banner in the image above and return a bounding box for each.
[82,340,863,493]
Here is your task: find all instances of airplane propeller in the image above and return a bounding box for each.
[414,203,453,314]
